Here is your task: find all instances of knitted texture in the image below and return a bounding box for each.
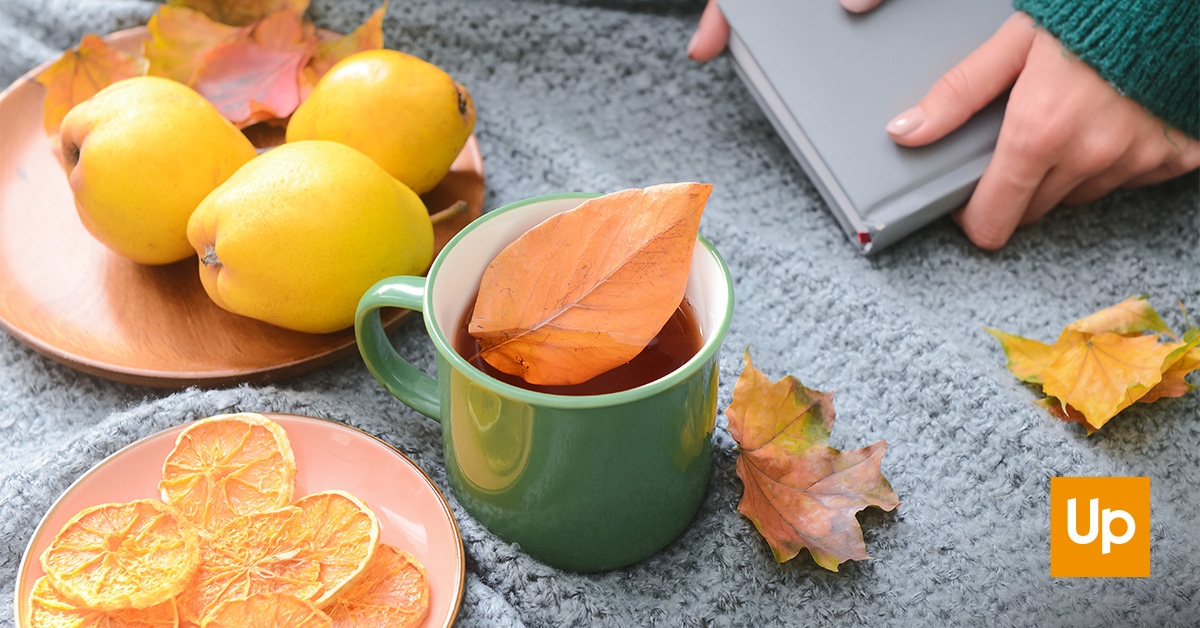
[1,2,1199,627]
[1014,0,1200,138]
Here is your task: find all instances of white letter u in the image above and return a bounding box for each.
[1067,498,1099,545]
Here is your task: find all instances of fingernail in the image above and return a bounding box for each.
[886,107,924,136]
[687,31,700,59]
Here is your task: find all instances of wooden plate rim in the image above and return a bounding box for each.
[0,27,485,388]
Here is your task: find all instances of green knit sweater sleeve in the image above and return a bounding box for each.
[1012,0,1199,139]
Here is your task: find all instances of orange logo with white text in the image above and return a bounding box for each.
[1051,477,1149,577]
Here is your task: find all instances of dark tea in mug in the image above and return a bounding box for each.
[454,295,703,396]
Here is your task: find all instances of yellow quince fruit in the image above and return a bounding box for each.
[286,49,476,195]
[60,76,257,265]
[187,140,433,334]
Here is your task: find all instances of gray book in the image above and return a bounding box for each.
[720,0,1014,253]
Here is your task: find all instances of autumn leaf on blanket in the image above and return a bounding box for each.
[144,5,246,85]
[468,183,711,386]
[1063,294,1173,337]
[169,0,310,27]
[988,296,1200,432]
[1142,331,1200,403]
[34,34,148,137]
[726,350,899,571]
[192,9,317,126]
[1034,337,1199,434]
[300,1,387,99]
[980,328,1084,385]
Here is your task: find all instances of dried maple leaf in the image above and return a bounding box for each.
[1033,336,1198,434]
[469,183,711,386]
[1140,333,1200,403]
[1040,333,1173,428]
[144,5,247,85]
[300,1,388,99]
[34,34,148,136]
[726,350,899,571]
[984,328,1085,385]
[989,296,1199,432]
[169,0,310,27]
[1065,295,1174,338]
[191,9,317,126]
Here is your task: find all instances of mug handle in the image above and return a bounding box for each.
[355,276,441,422]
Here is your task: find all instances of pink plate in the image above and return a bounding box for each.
[13,413,464,627]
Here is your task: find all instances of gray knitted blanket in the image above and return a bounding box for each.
[2,1,1198,626]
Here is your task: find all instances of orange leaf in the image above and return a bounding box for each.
[1041,333,1174,430]
[727,350,899,570]
[1139,340,1200,404]
[144,5,246,85]
[468,183,712,386]
[34,34,148,136]
[192,9,317,126]
[1066,295,1174,338]
[169,0,310,27]
[300,1,387,98]
[992,297,1197,432]
[985,328,1086,385]
[726,349,835,460]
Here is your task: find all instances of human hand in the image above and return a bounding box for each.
[686,0,729,62]
[887,12,1200,249]
[687,0,885,62]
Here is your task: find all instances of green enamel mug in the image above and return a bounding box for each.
[355,193,734,572]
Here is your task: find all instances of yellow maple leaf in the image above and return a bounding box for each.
[1065,295,1173,338]
[990,297,1197,433]
[1139,338,1200,404]
[985,328,1085,384]
[1041,333,1173,430]
[34,34,148,137]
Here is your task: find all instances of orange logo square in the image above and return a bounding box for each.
[1051,477,1149,577]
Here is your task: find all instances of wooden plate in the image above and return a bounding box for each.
[14,413,465,627]
[0,28,485,388]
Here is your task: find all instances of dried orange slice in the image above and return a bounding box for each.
[176,507,322,625]
[293,490,382,607]
[39,499,199,611]
[200,593,331,628]
[28,576,178,628]
[178,491,381,624]
[160,413,296,531]
[327,544,430,628]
